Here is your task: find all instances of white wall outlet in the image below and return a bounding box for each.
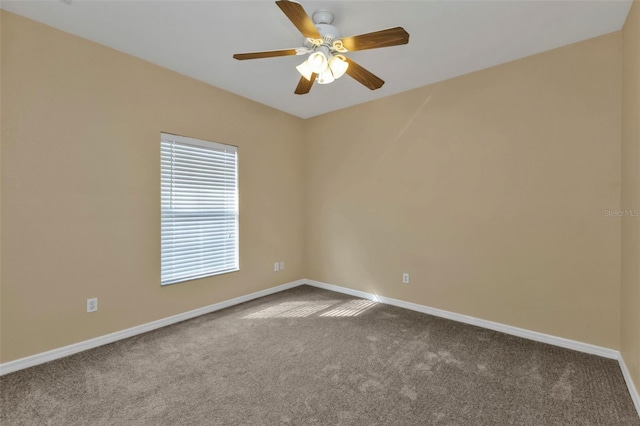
[274,262,280,272]
[279,261,285,271]
[87,297,98,313]
[402,273,410,284]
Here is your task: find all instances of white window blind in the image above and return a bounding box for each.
[161,133,238,285]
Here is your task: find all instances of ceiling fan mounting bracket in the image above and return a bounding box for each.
[312,10,334,25]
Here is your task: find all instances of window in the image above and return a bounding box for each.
[161,133,238,285]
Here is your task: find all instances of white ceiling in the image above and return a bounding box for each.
[1,0,633,119]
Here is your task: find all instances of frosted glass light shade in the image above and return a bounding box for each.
[328,55,349,79]
[317,69,335,85]
[307,51,328,73]
[296,60,313,81]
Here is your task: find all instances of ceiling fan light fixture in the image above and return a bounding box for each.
[328,55,349,79]
[296,60,313,81]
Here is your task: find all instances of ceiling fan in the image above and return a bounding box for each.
[233,0,409,95]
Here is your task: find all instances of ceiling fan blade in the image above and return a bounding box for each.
[276,0,322,40]
[344,58,384,90]
[340,27,409,52]
[294,73,317,95]
[233,49,298,60]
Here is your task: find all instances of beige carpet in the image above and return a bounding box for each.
[1,285,638,425]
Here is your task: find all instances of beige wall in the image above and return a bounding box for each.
[0,11,306,363]
[622,0,640,393]
[305,33,622,349]
[0,8,633,367]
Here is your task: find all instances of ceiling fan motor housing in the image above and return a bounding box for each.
[316,23,341,44]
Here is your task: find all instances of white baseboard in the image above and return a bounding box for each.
[619,353,640,417]
[0,279,305,376]
[303,279,619,359]
[304,280,379,302]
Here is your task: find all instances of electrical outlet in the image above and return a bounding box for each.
[402,273,410,284]
[87,297,98,313]
[279,261,285,271]
[274,262,280,272]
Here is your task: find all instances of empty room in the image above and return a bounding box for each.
[1,0,639,424]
